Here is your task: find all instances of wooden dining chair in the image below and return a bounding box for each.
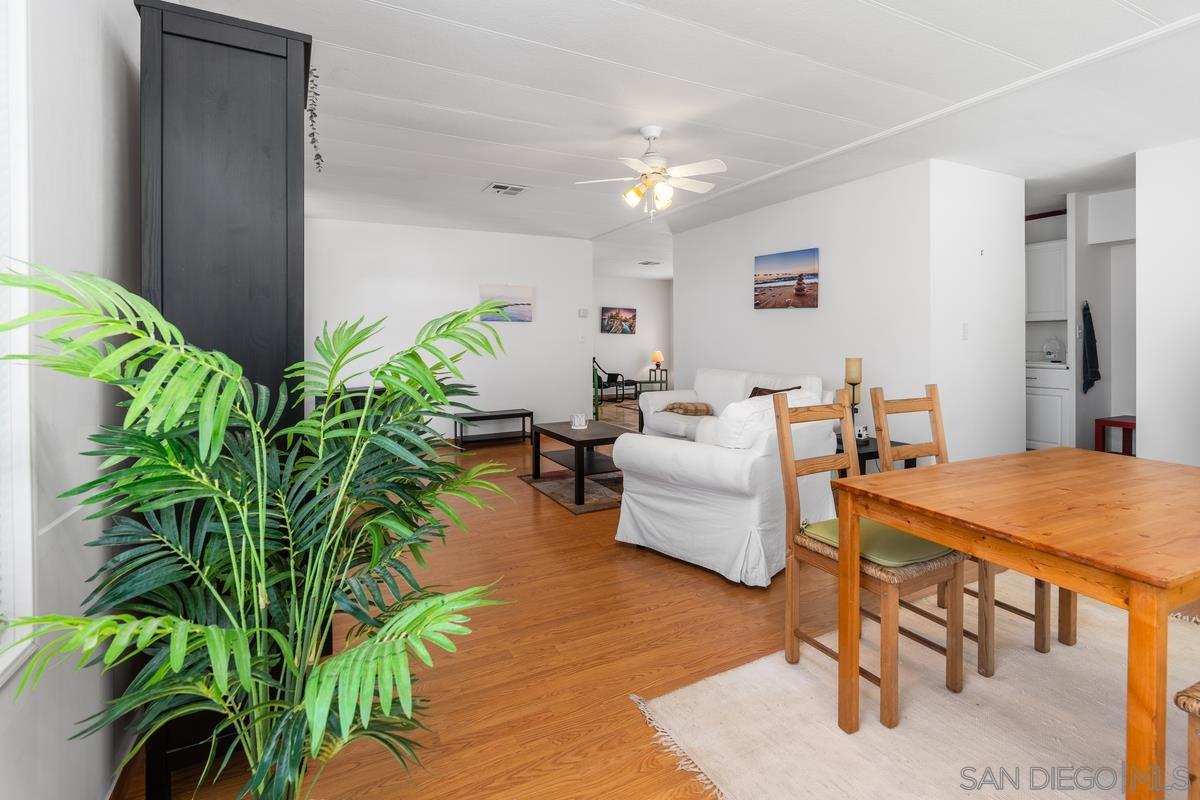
[870,384,1078,677]
[1176,683,1200,798]
[773,388,966,729]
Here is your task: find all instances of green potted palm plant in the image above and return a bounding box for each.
[0,266,508,799]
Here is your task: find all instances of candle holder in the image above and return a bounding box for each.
[844,357,863,420]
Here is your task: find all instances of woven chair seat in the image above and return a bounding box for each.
[796,531,966,584]
[1175,682,1200,716]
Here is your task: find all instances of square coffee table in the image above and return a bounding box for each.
[532,420,627,505]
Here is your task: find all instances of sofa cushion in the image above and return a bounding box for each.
[645,411,707,439]
[693,368,752,416]
[748,383,804,398]
[716,389,821,450]
[662,401,714,416]
[802,517,954,567]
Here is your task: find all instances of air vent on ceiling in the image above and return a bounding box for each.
[637,260,662,267]
[483,181,527,196]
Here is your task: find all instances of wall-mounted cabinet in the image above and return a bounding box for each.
[1026,239,1068,321]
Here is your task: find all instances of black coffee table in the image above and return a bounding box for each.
[532,420,627,505]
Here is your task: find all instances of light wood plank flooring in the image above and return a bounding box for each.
[114,439,843,799]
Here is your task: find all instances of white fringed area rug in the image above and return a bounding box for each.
[634,572,1200,799]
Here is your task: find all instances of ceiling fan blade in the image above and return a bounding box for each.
[619,157,652,173]
[667,176,715,194]
[574,177,639,184]
[667,158,727,178]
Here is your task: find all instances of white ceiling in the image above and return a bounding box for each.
[184,0,1200,278]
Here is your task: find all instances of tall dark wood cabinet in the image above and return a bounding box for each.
[135,3,309,797]
[137,0,309,393]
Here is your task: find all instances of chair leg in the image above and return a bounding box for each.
[1034,579,1051,653]
[945,561,965,693]
[784,553,801,664]
[880,583,900,728]
[1058,587,1078,646]
[977,560,996,678]
[1189,714,1200,800]
[936,582,947,610]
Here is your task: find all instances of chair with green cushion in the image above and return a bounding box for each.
[871,384,1078,678]
[772,389,966,729]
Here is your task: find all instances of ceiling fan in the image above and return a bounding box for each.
[576,125,727,213]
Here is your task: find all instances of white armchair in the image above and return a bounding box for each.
[615,389,837,586]
[639,367,825,440]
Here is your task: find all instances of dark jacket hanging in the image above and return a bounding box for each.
[1081,301,1101,394]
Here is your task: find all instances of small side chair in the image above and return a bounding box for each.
[773,388,966,729]
[870,384,1079,677]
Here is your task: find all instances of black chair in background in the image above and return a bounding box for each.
[592,358,637,402]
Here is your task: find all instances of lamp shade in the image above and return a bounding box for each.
[844,357,862,385]
[651,350,664,366]
[653,182,674,211]
[623,182,646,208]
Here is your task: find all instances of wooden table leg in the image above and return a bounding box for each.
[977,560,996,677]
[1096,419,1106,453]
[838,490,861,734]
[1126,582,1168,799]
[1123,427,1135,456]
[1034,579,1051,653]
[1059,587,1077,646]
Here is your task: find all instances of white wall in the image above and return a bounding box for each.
[928,160,1026,460]
[306,218,594,428]
[0,2,141,798]
[1071,192,1113,449]
[1109,243,1136,418]
[1136,138,1200,464]
[593,274,671,384]
[674,161,931,444]
[674,159,1025,459]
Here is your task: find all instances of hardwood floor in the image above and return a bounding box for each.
[597,399,640,431]
[114,439,845,799]
[110,439,1200,798]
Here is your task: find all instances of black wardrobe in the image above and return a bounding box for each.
[138,0,309,394]
[135,3,310,796]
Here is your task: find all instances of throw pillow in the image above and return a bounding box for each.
[661,401,714,416]
[748,383,803,398]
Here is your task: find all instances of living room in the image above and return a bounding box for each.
[3,2,1200,800]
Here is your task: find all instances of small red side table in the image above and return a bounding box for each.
[1095,415,1136,456]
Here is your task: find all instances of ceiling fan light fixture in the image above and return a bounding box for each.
[653,181,674,211]
[623,181,646,208]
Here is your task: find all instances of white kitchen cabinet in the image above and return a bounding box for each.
[1026,240,1068,321]
[1026,366,1073,449]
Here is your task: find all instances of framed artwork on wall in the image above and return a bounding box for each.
[479,284,534,322]
[600,306,637,334]
[753,247,819,309]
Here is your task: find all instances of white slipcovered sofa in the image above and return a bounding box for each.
[614,383,837,586]
[638,367,825,440]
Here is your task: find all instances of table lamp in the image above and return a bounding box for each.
[844,357,862,417]
[651,350,664,368]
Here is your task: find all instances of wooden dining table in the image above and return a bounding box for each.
[831,447,1200,800]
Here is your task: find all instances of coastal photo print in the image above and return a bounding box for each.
[479,283,534,322]
[600,306,637,334]
[753,247,819,309]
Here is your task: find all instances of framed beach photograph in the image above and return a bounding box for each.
[753,247,819,309]
[600,306,637,334]
[479,284,534,322]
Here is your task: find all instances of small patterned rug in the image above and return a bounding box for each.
[518,469,623,514]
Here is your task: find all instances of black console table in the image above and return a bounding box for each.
[454,409,534,448]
